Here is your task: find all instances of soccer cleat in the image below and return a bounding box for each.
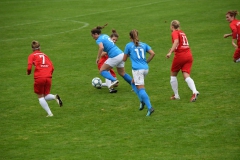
[146,107,154,116]
[190,92,199,102]
[139,102,145,110]
[55,94,63,107]
[46,113,53,117]
[109,88,117,93]
[170,95,180,100]
[109,80,119,89]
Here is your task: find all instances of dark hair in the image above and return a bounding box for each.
[129,29,139,46]
[91,23,108,35]
[110,29,119,38]
[226,10,239,18]
[32,40,40,50]
[171,20,180,29]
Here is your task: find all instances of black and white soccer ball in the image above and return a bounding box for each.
[92,77,102,89]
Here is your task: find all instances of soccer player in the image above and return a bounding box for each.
[27,40,63,117]
[91,24,132,89]
[123,29,155,116]
[166,20,199,102]
[223,10,240,62]
[98,30,119,93]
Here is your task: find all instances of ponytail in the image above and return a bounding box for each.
[129,30,139,46]
[91,23,108,34]
[110,29,119,38]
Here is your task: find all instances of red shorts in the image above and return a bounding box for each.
[34,78,52,95]
[233,48,240,60]
[98,62,117,78]
[171,54,193,74]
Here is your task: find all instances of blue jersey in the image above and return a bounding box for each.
[96,34,123,58]
[124,42,151,70]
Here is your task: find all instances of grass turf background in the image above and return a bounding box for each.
[0,0,239,159]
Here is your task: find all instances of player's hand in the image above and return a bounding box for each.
[27,70,31,75]
[224,34,231,38]
[96,58,99,64]
[166,53,171,59]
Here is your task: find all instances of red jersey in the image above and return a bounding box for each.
[98,54,108,65]
[172,30,191,55]
[230,19,240,47]
[27,50,54,79]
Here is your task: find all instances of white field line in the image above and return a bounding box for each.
[0,1,170,42]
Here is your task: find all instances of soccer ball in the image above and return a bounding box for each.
[92,77,102,89]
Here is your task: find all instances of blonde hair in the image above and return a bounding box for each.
[171,20,180,29]
[32,40,40,50]
[129,29,139,46]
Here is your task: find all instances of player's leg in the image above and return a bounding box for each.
[44,78,63,107]
[35,78,53,116]
[138,88,154,116]
[100,63,116,81]
[107,69,117,93]
[117,67,132,85]
[102,70,117,88]
[134,69,154,116]
[112,53,131,85]
[170,72,180,99]
[182,59,199,102]
[233,48,240,62]
[101,80,107,87]
[170,58,180,100]
[110,69,118,88]
[131,70,143,108]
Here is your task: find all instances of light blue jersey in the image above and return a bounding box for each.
[96,34,123,58]
[124,42,151,70]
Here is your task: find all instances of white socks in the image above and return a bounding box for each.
[170,76,179,98]
[185,77,197,94]
[39,97,52,115]
[236,58,240,63]
[106,79,112,88]
[102,79,112,88]
[170,76,198,97]
[44,94,55,101]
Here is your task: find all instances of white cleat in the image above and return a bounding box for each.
[109,80,119,89]
[46,114,53,117]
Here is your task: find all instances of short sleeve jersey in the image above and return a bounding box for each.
[27,51,54,79]
[124,42,151,70]
[172,30,191,55]
[96,34,123,58]
[230,19,240,47]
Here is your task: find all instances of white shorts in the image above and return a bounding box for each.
[105,53,125,68]
[132,69,149,85]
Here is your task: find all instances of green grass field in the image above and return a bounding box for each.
[0,0,239,159]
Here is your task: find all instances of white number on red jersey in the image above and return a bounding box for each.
[182,35,189,46]
[39,55,45,64]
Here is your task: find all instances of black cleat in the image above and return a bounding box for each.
[139,102,145,110]
[146,107,154,116]
[109,88,117,93]
[56,94,63,107]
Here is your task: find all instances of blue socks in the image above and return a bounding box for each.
[100,70,116,81]
[138,88,152,110]
[101,72,132,84]
[131,83,142,102]
[122,73,132,85]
